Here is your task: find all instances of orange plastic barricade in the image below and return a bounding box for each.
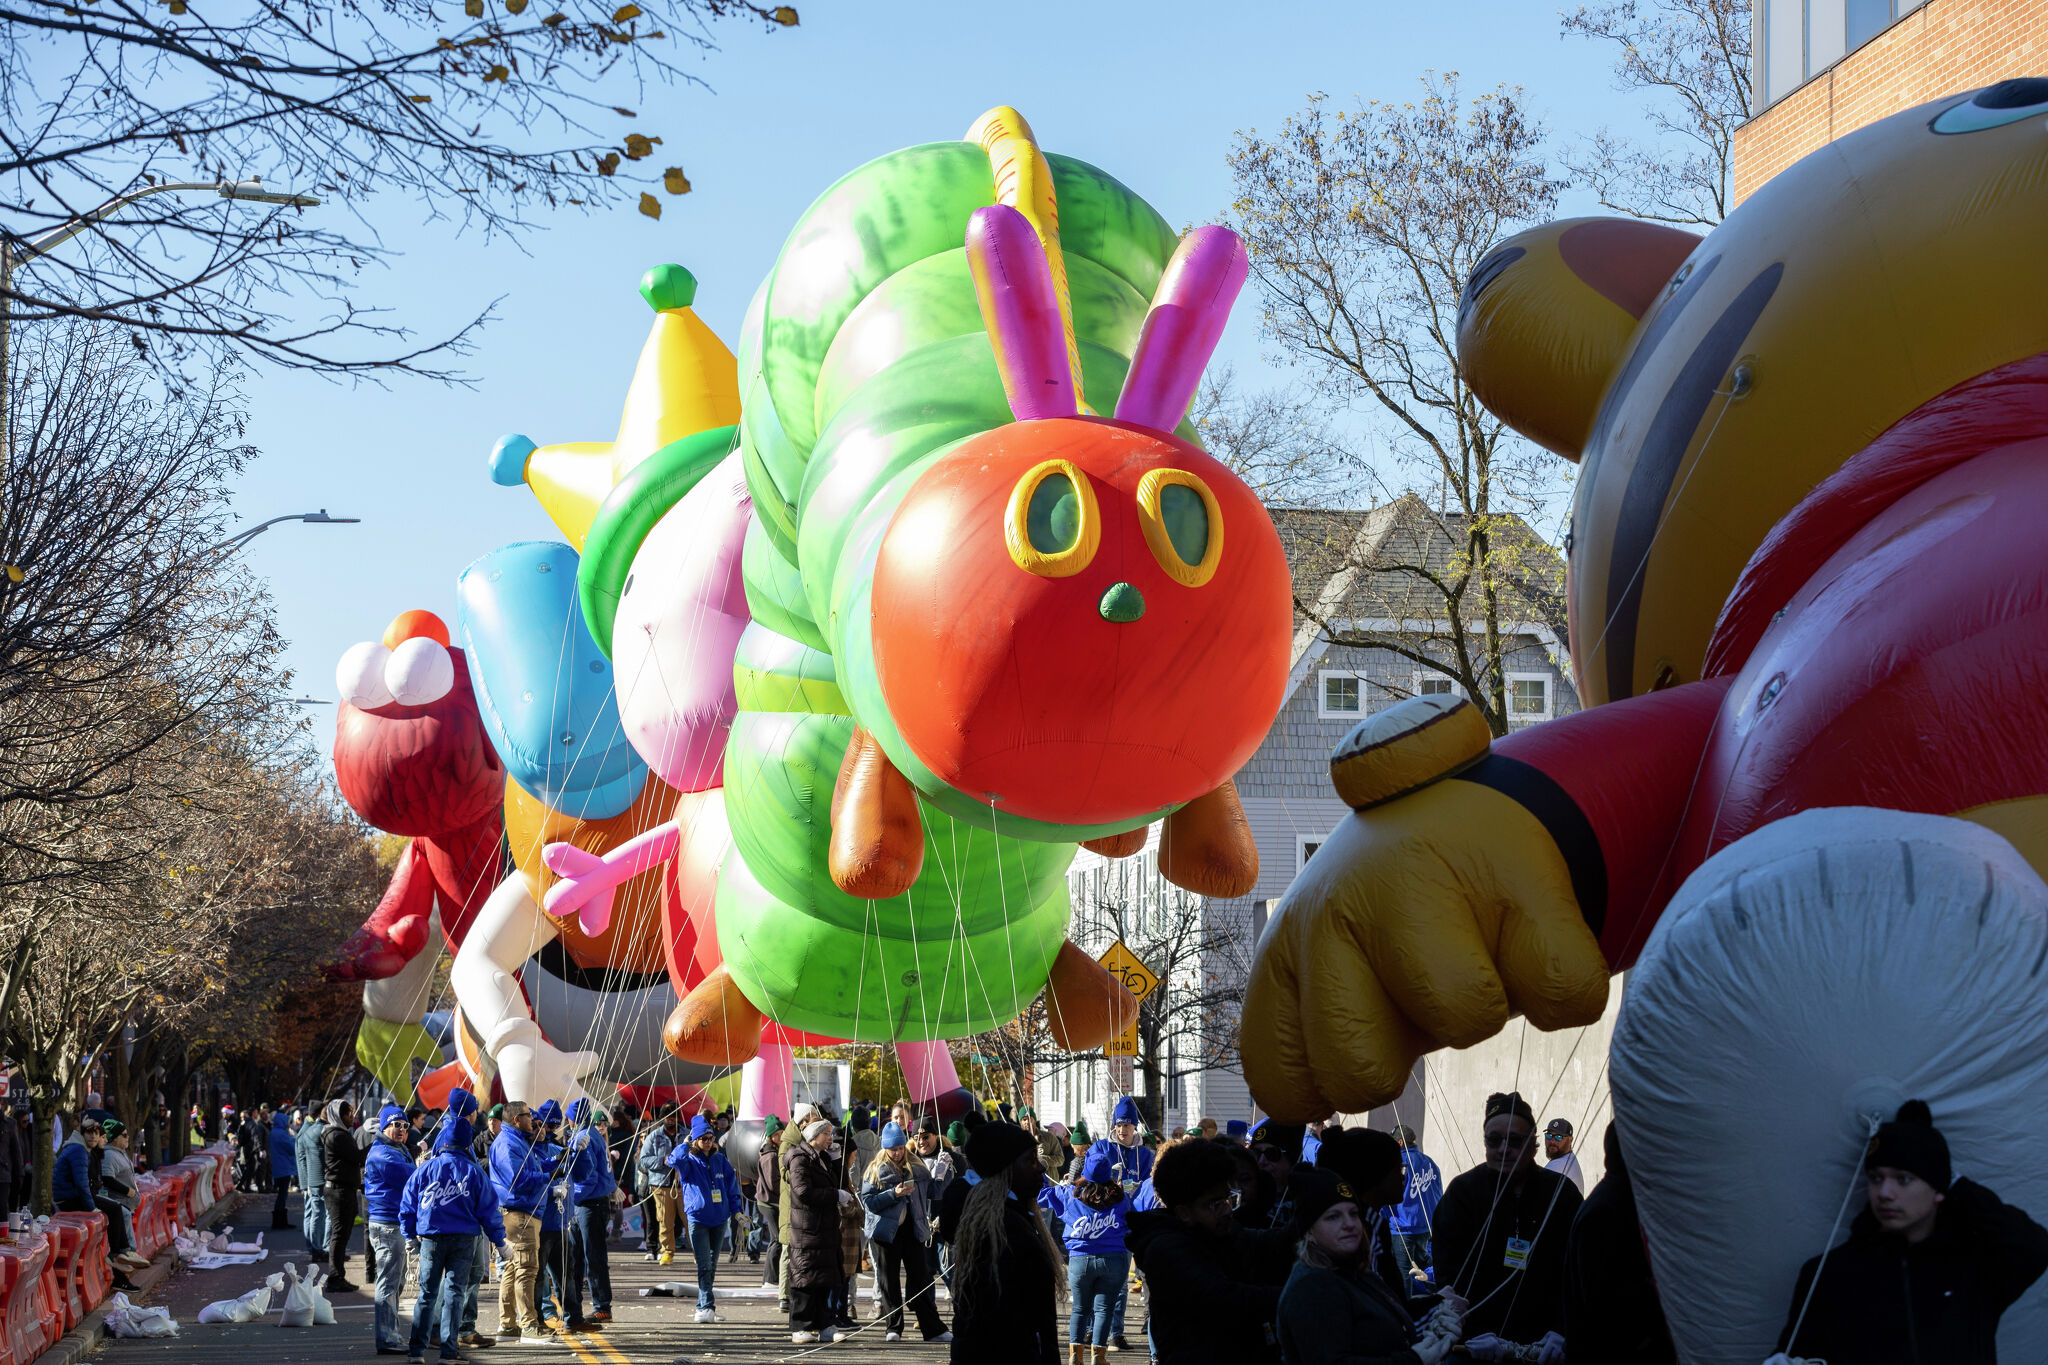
[0,1234,52,1365]
[47,1212,108,1312]
[41,1220,85,1330]
[33,1236,63,1347]
[0,1248,19,1365]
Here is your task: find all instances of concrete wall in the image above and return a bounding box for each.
[1735,0,2048,202]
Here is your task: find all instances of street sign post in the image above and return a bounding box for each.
[1099,940,1158,1058]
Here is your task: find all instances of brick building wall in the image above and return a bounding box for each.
[1734,0,2048,202]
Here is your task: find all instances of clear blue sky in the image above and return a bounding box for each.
[228,1,1656,766]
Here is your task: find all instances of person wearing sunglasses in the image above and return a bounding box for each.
[1428,1092,1578,1363]
[1126,1138,1302,1365]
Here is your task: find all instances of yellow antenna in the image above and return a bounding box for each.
[966,106,1091,415]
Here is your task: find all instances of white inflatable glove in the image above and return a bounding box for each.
[492,1023,599,1107]
[1534,1331,1566,1364]
[1463,1334,1515,1363]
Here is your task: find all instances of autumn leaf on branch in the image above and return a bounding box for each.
[638,192,661,218]
[663,166,690,194]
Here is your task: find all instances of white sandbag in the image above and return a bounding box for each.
[1612,808,2048,1365]
[205,1231,231,1252]
[104,1291,179,1338]
[198,1272,281,1325]
[223,1231,265,1254]
[308,1265,335,1325]
[276,1261,316,1328]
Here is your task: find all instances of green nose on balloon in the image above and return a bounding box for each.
[1099,581,1146,623]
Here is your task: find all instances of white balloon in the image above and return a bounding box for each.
[385,636,455,706]
[335,641,394,709]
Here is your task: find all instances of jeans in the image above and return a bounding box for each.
[410,1233,477,1361]
[1108,1259,1130,1338]
[368,1222,407,1350]
[459,1232,489,1336]
[303,1183,330,1256]
[871,1224,946,1339]
[1070,1252,1129,1347]
[1391,1231,1433,1281]
[324,1187,359,1276]
[688,1219,725,1309]
[574,1200,612,1312]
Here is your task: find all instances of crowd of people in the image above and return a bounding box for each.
[2,1078,2028,1365]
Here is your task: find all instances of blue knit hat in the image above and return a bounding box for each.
[881,1121,908,1148]
[434,1116,473,1151]
[535,1099,563,1127]
[1226,1119,1249,1139]
[446,1088,480,1120]
[1112,1097,1142,1125]
[689,1114,714,1140]
[1082,1150,1120,1184]
[377,1104,407,1130]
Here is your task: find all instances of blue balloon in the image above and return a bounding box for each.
[455,540,648,819]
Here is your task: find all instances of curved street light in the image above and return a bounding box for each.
[209,508,360,557]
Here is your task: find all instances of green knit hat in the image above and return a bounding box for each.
[1071,1122,1093,1145]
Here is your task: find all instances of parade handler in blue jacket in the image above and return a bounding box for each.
[491,1100,556,1343]
[401,1103,506,1365]
[363,1105,416,1355]
[667,1114,743,1321]
[567,1098,617,1322]
[1042,1150,1135,1362]
[1083,1097,1153,1349]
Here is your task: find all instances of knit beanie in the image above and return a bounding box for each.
[1293,1167,1360,1227]
[1314,1128,1402,1196]
[945,1120,968,1146]
[1866,1099,1952,1191]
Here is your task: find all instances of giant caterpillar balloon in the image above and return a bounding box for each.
[543,107,1294,1074]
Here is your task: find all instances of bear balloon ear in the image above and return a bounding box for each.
[965,204,1080,422]
[1456,217,1703,461]
[1115,226,1250,435]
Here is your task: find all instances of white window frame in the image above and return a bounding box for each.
[1507,671,1553,722]
[1317,669,1367,719]
[1298,835,1324,872]
[1412,670,1463,700]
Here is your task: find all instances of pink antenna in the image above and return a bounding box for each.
[1115,226,1250,433]
[965,204,1079,421]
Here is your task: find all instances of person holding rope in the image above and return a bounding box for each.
[1276,1168,1465,1365]
[1040,1149,1134,1365]
[1562,1122,1673,1365]
[950,1120,1061,1365]
[1774,1099,2048,1364]
[669,1112,742,1323]
[862,1119,952,1343]
[566,1098,616,1324]
[1429,1092,1576,1363]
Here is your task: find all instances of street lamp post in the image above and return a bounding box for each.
[0,177,323,459]
[208,508,360,558]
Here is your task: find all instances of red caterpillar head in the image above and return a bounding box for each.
[871,210,1292,827]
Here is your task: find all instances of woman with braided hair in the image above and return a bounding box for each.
[950,1124,1062,1365]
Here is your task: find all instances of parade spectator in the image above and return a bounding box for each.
[1276,1168,1463,1365]
[297,1101,331,1263]
[1542,1120,1583,1195]
[320,1100,367,1290]
[1312,1129,1417,1303]
[1562,1124,1673,1365]
[490,1099,555,1344]
[861,1120,950,1343]
[1064,1123,1091,1183]
[835,1134,867,1329]
[402,1105,506,1365]
[1388,1126,1441,1282]
[1776,1099,2048,1364]
[669,1113,742,1322]
[914,1117,955,1282]
[1041,1149,1134,1364]
[1249,1119,1308,1230]
[786,1118,847,1343]
[237,1105,270,1191]
[99,1120,146,1274]
[364,1105,414,1355]
[1431,1093,1577,1358]
[637,1106,682,1265]
[1197,1118,1219,1140]
[567,1098,616,1324]
[8,1100,32,1211]
[51,1117,98,1210]
[757,1116,786,1292]
[1021,1107,1065,1178]
[269,1109,297,1229]
[1126,1137,1299,1365]
[533,1100,587,1330]
[950,1121,1059,1365]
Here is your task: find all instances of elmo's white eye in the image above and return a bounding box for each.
[385,636,455,706]
[337,641,395,709]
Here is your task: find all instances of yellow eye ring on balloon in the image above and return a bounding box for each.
[1005,458,1101,578]
[1136,468,1223,587]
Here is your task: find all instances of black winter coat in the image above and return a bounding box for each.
[1430,1163,1580,1343]
[1778,1178,2048,1364]
[785,1141,844,1290]
[321,1122,367,1192]
[1127,1209,1299,1365]
[1562,1164,1674,1365]
[1276,1261,1428,1365]
[949,1198,1060,1365]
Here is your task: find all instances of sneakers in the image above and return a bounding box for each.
[517,1331,560,1346]
[778,1299,792,1313]
[642,1251,657,1262]
[927,1332,954,1344]
[1110,1337,1132,1352]
[791,1331,821,1344]
[885,1331,902,1342]
[588,1311,612,1323]
[327,1278,361,1293]
[657,1251,674,1266]
[693,1308,714,1324]
[456,1332,496,1349]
